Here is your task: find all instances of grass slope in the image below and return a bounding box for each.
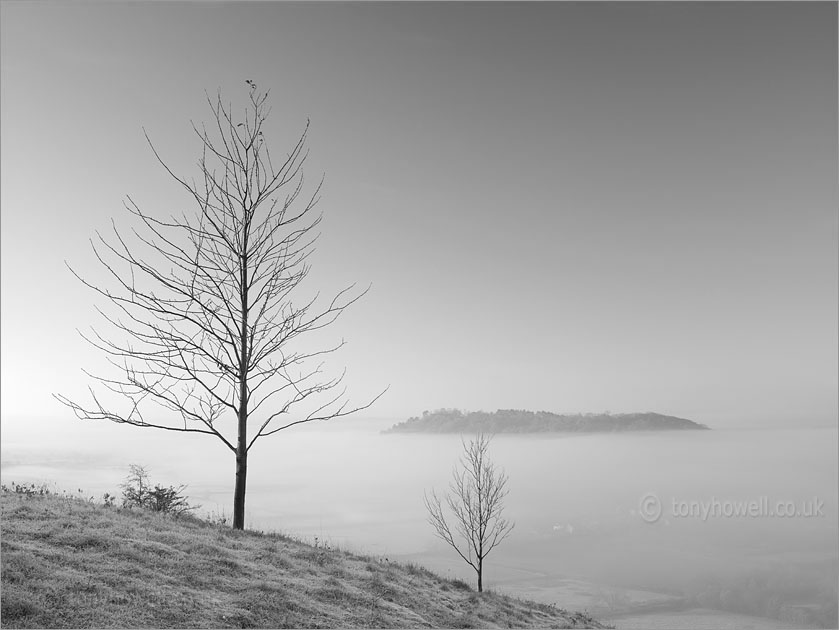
[0,490,604,628]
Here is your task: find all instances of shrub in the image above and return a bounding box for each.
[120,464,198,516]
[1,482,53,496]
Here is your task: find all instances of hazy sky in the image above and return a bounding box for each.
[1,2,836,433]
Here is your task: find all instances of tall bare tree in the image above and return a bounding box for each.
[424,433,515,592]
[55,81,382,529]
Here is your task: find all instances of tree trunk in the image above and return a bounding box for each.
[477,561,483,592]
[234,247,249,530]
[232,391,248,529]
[233,431,247,529]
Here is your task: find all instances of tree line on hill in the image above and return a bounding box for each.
[385,408,709,433]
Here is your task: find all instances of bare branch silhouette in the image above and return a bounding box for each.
[424,433,515,591]
[55,82,385,529]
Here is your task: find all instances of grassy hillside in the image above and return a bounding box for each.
[0,489,604,628]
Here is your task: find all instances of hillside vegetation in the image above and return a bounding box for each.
[385,409,709,434]
[0,489,604,628]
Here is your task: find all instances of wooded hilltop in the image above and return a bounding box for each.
[384,409,709,434]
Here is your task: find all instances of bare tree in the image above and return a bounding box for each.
[55,81,383,529]
[424,433,515,592]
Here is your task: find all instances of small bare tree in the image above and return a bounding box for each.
[424,433,514,592]
[55,81,382,529]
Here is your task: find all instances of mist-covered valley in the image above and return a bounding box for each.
[3,416,836,628]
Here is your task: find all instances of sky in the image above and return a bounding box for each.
[1,1,837,437]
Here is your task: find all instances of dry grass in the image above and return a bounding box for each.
[0,489,604,628]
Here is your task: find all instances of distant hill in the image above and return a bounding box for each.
[384,409,709,434]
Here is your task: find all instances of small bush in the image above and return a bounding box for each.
[120,465,198,516]
[1,482,53,497]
